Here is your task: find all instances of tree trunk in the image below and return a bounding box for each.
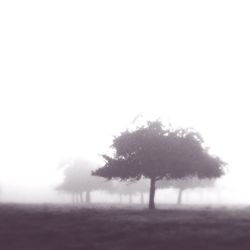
[140,192,144,205]
[72,193,78,204]
[149,177,156,210]
[86,190,91,203]
[80,192,84,203]
[76,194,80,203]
[177,188,184,205]
[129,193,132,204]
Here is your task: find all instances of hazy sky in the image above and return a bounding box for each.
[0,1,250,196]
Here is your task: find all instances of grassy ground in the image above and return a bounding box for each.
[0,203,250,250]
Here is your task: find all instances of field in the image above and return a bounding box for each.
[0,203,250,250]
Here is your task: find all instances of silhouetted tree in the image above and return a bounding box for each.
[56,159,109,204]
[93,120,226,209]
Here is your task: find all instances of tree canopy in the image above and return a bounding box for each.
[93,120,226,209]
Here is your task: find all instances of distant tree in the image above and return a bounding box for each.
[129,179,149,204]
[111,181,134,204]
[56,159,109,204]
[157,177,215,205]
[93,120,226,210]
[111,179,149,204]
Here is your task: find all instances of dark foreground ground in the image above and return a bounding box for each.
[0,203,250,250]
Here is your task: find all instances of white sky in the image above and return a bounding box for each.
[0,1,250,200]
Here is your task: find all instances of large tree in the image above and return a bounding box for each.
[93,120,226,209]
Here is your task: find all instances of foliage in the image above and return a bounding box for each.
[93,120,226,209]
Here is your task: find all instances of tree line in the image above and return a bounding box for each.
[56,120,226,209]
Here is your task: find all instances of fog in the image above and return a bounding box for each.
[0,0,250,206]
